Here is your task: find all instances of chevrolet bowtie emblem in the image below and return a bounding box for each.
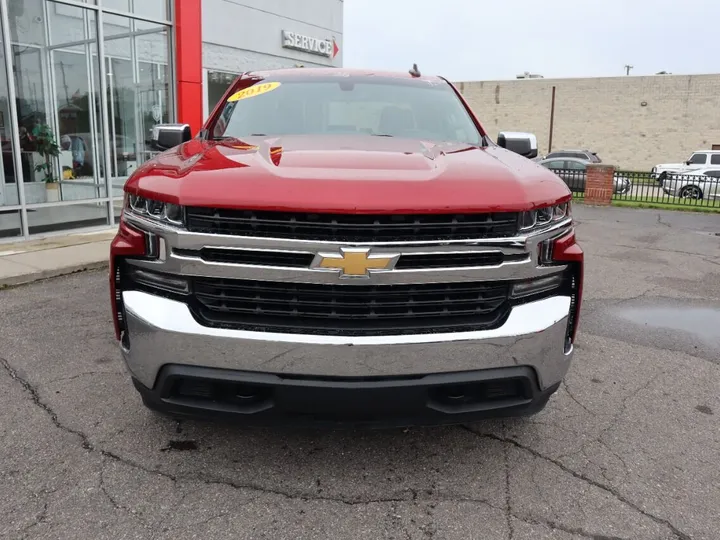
[313,248,400,278]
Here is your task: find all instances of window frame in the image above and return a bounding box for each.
[564,160,587,171]
[689,153,708,165]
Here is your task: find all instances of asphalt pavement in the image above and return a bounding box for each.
[1,205,719,540]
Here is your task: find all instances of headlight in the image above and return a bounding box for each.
[519,202,571,232]
[126,194,184,227]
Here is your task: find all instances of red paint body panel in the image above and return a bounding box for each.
[552,229,584,341]
[109,220,147,340]
[125,135,571,213]
[174,0,203,134]
[127,68,571,213]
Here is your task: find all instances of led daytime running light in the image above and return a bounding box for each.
[127,194,184,226]
[520,202,571,232]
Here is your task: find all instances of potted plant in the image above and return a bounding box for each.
[32,123,61,202]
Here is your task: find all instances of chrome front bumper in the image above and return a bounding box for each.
[121,290,574,391]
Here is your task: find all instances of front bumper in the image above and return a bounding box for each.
[121,290,573,422]
[133,364,561,428]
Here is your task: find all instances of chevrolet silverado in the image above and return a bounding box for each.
[109,68,583,427]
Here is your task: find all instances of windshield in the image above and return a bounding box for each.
[211,77,482,145]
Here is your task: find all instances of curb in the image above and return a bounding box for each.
[0,261,109,289]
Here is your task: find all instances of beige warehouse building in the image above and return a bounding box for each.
[456,74,720,171]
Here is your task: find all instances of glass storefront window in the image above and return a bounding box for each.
[0,5,20,222]
[49,1,96,44]
[0,0,174,238]
[26,202,110,234]
[133,0,168,22]
[207,70,241,116]
[0,210,22,238]
[101,0,168,21]
[102,0,131,11]
[104,16,170,199]
[8,0,46,46]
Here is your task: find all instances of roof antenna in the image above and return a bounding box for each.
[409,63,421,77]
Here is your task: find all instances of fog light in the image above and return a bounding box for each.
[511,274,564,298]
[129,268,190,294]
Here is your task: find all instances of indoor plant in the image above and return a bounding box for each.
[32,123,61,202]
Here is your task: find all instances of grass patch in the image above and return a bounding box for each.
[610,199,720,213]
[572,192,720,213]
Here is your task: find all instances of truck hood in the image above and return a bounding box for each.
[126,135,570,213]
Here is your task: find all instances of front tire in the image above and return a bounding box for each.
[680,185,703,199]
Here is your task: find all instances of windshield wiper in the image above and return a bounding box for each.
[371,133,394,137]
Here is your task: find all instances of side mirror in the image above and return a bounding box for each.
[150,123,192,151]
[497,131,538,159]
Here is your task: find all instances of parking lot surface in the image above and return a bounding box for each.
[1,206,719,540]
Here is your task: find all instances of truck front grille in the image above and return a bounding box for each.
[190,278,511,336]
[184,208,520,242]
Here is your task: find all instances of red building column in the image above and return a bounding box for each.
[174,0,203,135]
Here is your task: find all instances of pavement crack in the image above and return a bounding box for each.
[463,427,691,540]
[0,356,95,452]
[19,490,54,538]
[502,421,515,540]
[561,379,595,416]
[46,370,122,385]
[98,458,148,528]
[512,513,630,540]
[97,450,420,506]
[0,362,496,512]
[600,370,665,441]
[657,214,671,228]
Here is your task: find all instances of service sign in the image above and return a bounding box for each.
[282,30,339,58]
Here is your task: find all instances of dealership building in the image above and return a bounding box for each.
[0,0,343,240]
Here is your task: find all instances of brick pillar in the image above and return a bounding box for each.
[585,164,615,205]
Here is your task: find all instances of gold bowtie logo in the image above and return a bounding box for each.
[314,248,399,278]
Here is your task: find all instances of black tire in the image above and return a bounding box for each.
[680,185,703,199]
[616,180,632,195]
[657,171,667,186]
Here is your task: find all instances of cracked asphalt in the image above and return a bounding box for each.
[1,205,719,540]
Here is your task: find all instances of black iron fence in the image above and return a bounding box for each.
[546,167,720,209]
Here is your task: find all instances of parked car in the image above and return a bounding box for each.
[542,149,602,163]
[652,150,720,183]
[661,168,720,199]
[109,67,583,426]
[538,157,631,194]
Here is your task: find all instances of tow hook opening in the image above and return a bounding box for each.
[167,377,274,413]
[428,378,531,413]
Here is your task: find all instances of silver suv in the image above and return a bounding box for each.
[542,149,602,163]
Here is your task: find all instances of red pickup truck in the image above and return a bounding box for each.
[109,68,583,427]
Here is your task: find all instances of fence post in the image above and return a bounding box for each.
[585,164,615,205]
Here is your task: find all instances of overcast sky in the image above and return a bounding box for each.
[342,0,720,81]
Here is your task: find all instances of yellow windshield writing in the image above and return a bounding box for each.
[227,82,281,102]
